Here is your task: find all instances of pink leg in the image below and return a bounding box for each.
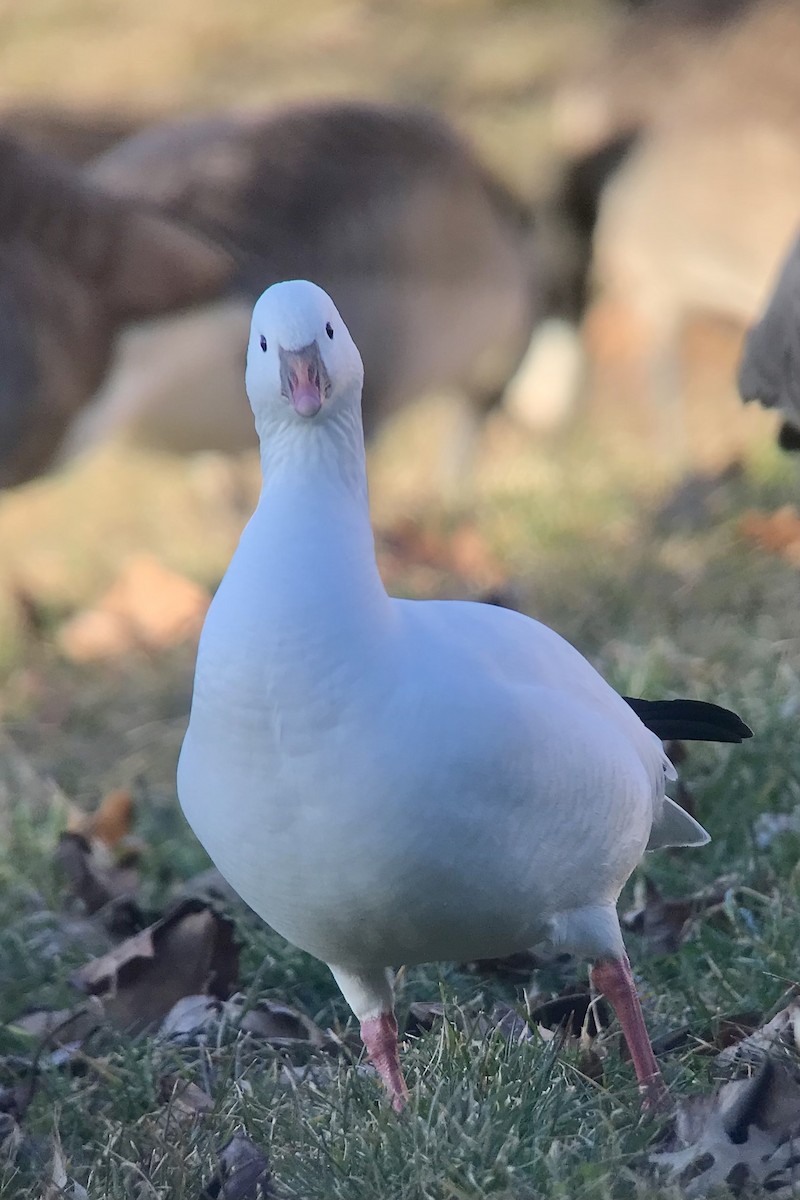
[590,954,670,1113]
[360,1011,409,1112]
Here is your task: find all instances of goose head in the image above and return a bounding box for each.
[245,280,363,432]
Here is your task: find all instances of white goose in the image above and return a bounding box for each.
[178,280,749,1111]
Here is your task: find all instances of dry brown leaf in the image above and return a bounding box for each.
[650,1058,800,1196]
[237,998,325,1047]
[158,993,326,1055]
[739,506,800,565]
[158,1074,214,1124]
[3,1000,106,1098]
[58,555,210,661]
[67,788,134,848]
[9,1005,102,1049]
[59,789,143,933]
[405,1001,446,1035]
[651,1011,762,1059]
[483,1003,535,1044]
[70,899,239,1033]
[55,832,141,925]
[623,875,735,957]
[530,989,611,1039]
[201,1134,273,1200]
[159,994,219,1040]
[717,998,800,1070]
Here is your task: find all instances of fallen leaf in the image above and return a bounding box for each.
[405,1001,445,1035]
[717,998,800,1070]
[530,989,611,1039]
[5,999,109,1098]
[650,1058,800,1196]
[10,1009,79,1041]
[67,788,135,848]
[158,1074,214,1124]
[158,993,326,1057]
[55,832,141,926]
[70,899,239,1033]
[201,1134,273,1200]
[236,998,325,1047]
[9,1005,101,1049]
[651,1011,761,1058]
[58,555,210,661]
[623,876,735,957]
[484,1003,535,1044]
[739,506,800,565]
[159,994,219,1040]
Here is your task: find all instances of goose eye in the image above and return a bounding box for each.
[259,335,267,352]
[326,322,334,340]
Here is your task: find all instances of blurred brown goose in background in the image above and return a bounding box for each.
[0,100,543,490]
[739,230,800,450]
[0,132,234,487]
[0,102,149,165]
[556,0,800,458]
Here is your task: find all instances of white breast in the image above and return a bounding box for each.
[179,568,661,970]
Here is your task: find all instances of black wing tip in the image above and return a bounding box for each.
[623,696,753,743]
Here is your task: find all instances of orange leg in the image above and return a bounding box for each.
[591,954,670,1112]
[360,1011,409,1112]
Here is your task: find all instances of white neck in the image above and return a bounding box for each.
[251,399,387,616]
[257,403,369,505]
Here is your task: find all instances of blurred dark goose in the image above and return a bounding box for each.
[0,100,540,489]
[0,101,148,164]
[178,279,751,1114]
[739,230,800,450]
